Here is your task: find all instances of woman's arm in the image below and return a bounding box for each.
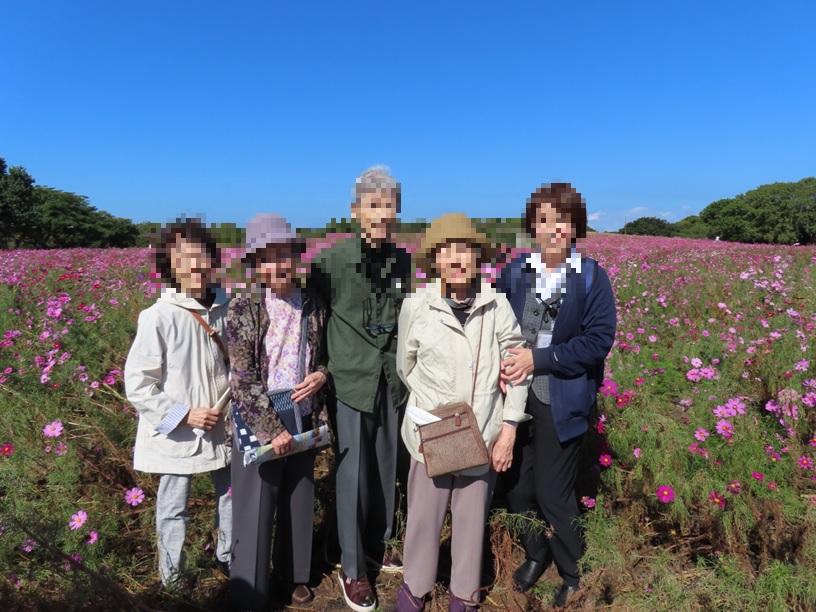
[395,296,419,388]
[494,296,531,423]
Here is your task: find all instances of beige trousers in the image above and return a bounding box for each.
[402,458,496,604]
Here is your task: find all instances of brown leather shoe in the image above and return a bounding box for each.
[337,570,377,612]
[291,583,314,604]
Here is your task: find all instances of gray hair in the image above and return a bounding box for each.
[352,165,401,207]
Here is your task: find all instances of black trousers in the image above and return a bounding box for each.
[505,389,584,587]
[229,422,315,610]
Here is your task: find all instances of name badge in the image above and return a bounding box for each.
[536,330,553,349]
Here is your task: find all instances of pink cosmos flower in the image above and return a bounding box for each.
[686,368,702,382]
[691,357,703,368]
[727,481,741,495]
[633,448,641,459]
[694,428,710,442]
[751,471,764,482]
[86,531,98,545]
[42,420,63,437]
[581,496,596,508]
[1,443,13,456]
[55,442,68,456]
[125,487,145,507]
[715,419,734,439]
[599,454,613,467]
[767,481,778,491]
[103,375,116,386]
[656,486,675,503]
[797,456,813,470]
[21,538,37,552]
[708,491,727,509]
[795,359,810,372]
[69,510,87,531]
[600,380,619,397]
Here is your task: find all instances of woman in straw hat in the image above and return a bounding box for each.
[226,213,330,610]
[395,214,530,611]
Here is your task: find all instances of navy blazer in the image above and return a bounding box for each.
[496,255,617,442]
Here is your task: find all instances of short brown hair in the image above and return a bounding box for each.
[153,218,220,289]
[524,183,587,240]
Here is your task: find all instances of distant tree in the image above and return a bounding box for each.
[0,158,38,248]
[619,216,677,237]
[700,178,816,244]
[673,215,715,239]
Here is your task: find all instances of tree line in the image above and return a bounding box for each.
[0,157,141,249]
[4,156,813,248]
[619,178,816,244]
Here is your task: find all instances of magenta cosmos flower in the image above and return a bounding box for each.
[1,443,13,456]
[125,487,145,507]
[708,491,727,510]
[797,456,813,470]
[42,420,63,437]
[656,486,675,503]
[599,454,613,467]
[68,510,87,531]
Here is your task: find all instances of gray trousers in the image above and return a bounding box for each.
[229,439,315,610]
[156,467,232,586]
[334,376,399,579]
[402,458,496,604]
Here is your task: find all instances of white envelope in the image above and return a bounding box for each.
[406,404,442,426]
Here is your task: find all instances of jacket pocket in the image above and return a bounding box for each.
[149,427,202,458]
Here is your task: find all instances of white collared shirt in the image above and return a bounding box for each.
[527,249,582,302]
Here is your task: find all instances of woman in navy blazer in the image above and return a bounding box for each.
[496,183,616,607]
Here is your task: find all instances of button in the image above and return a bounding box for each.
[533,310,540,316]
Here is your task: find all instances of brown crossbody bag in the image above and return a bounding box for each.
[181,307,229,365]
[417,314,489,478]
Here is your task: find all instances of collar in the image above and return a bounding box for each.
[526,249,582,302]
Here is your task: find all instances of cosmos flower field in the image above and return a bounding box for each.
[1,234,815,610]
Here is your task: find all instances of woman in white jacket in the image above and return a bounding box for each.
[395,214,530,612]
[125,219,232,586]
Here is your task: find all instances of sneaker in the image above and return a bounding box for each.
[366,550,404,573]
[337,570,377,612]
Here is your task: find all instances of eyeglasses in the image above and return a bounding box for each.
[362,296,399,337]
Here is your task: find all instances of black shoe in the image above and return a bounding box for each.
[553,583,579,607]
[215,559,230,578]
[512,558,547,592]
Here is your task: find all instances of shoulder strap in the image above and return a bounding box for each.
[471,312,486,406]
[584,258,597,297]
[182,307,229,364]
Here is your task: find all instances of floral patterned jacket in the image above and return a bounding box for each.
[226,289,330,445]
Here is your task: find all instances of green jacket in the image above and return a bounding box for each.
[310,236,411,412]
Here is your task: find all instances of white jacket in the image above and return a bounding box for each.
[396,280,531,476]
[125,288,231,474]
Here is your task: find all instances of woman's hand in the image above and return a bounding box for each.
[290,371,327,403]
[490,424,517,472]
[501,348,534,385]
[183,407,220,430]
[271,430,294,455]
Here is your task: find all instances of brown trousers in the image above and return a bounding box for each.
[402,457,496,604]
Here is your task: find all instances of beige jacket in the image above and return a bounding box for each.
[396,280,531,476]
[125,288,231,474]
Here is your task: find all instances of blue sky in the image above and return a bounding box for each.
[1,1,814,233]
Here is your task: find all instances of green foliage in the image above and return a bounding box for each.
[619,216,678,237]
[0,157,140,249]
[700,177,816,244]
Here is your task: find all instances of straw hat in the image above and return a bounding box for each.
[416,213,495,275]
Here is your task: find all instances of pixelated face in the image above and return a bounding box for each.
[255,243,297,294]
[352,190,398,246]
[530,202,575,253]
[435,241,480,288]
[169,236,214,297]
